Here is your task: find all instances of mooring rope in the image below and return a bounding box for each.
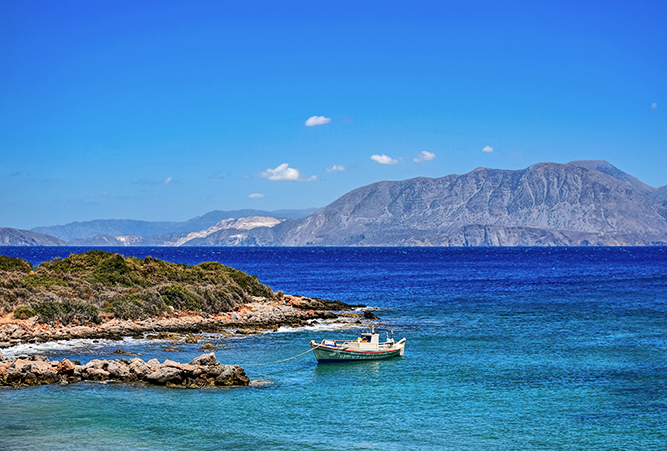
[243,347,315,366]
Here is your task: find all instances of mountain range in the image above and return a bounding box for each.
[31,208,318,241]
[2,161,666,247]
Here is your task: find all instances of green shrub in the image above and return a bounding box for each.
[200,288,237,314]
[38,249,110,273]
[0,255,33,273]
[32,299,100,325]
[102,296,144,320]
[227,268,274,298]
[197,261,226,271]
[13,305,36,319]
[22,274,68,288]
[61,299,100,324]
[93,254,131,286]
[160,284,201,311]
[35,301,66,323]
[102,292,167,320]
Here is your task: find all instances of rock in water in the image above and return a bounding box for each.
[189,352,218,367]
[57,359,75,374]
[0,354,249,388]
[146,366,182,385]
[363,310,380,319]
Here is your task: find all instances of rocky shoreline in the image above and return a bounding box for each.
[0,351,249,388]
[0,295,365,348]
[0,252,374,389]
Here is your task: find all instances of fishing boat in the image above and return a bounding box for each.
[310,327,406,363]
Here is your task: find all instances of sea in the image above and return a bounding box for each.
[0,246,666,450]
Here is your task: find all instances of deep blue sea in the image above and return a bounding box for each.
[1,247,666,450]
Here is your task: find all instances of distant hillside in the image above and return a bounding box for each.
[10,161,667,247]
[70,217,285,247]
[32,208,318,241]
[213,160,667,246]
[648,185,667,219]
[67,234,168,247]
[0,228,66,246]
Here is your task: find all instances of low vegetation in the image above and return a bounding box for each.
[0,250,274,324]
[0,255,32,273]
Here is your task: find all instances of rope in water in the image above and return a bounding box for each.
[243,347,315,366]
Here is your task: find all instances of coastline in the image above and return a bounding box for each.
[0,294,368,388]
[0,295,365,348]
[0,251,372,388]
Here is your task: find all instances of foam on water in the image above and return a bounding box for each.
[1,338,112,359]
[275,317,363,333]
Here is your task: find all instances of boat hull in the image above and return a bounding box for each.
[311,343,405,363]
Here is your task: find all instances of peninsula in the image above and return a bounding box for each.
[0,251,365,387]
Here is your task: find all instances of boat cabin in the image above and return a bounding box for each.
[356,332,380,350]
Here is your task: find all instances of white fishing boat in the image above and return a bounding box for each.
[310,327,406,363]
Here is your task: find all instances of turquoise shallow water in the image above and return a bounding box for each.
[1,247,666,450]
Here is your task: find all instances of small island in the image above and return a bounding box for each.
[0,250,363,387]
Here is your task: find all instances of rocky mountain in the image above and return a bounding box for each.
[70,216,285,247]
[6,160,667,247]
[32,208,317,241]
[0,228,67,246]
[648,185,667,217]
[217,160,667,246]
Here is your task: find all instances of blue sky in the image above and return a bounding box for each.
[1,0,665,229]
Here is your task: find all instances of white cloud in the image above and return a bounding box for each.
[652,102,658,109]
[164,176,173,184]
[260,163,317,182]
[248,193,264,199]
[326,164,345,172]
[413,151,436,162]
[305,116,331,126]
[370,154,398,165]
[482,146,494,153]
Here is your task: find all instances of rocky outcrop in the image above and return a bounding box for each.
[0,228,66,246]
[289,297,365,311]
[0,296,363,347]
[0,352,249,388]
[175,216,284,246]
